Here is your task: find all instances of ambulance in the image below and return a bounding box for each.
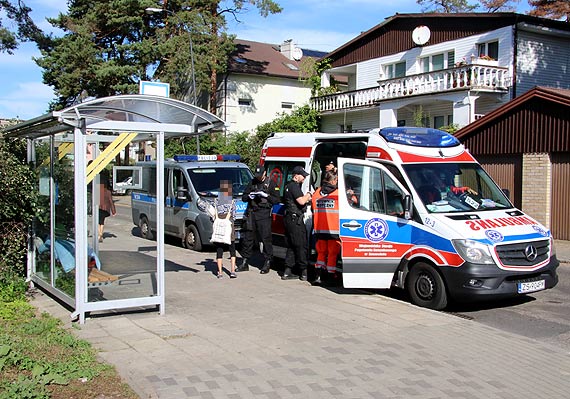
[260,127,559,310]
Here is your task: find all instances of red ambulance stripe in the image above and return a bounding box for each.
[405,247,465,267]
[366,146,393,161]
[265,147,313,158]
[397,151,476,163]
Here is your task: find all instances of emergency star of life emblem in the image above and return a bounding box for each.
[364,218,389,242]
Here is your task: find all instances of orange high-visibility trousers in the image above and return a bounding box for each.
[316,238,341,273]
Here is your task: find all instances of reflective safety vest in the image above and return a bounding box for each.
[312,187,339,236]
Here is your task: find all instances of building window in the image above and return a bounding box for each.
[397,119,406,127]
[420,51,455,72]
[281,102,294,109]
[434,116,445,129]
[238,98,252,107]
[384,61,406,79]
[339,124,353,133]
[477,41,499,60]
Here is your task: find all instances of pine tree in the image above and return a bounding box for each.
[35,0,158,108]
[0,0,44,54]
[416,0,478,12]
[479,0,520,12]
[528,0,570,22]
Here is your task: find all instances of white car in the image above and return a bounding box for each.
[113,176,133,195]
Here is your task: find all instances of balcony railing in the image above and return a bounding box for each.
[311,64,510,113]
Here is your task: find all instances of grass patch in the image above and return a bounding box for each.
[0,297,139,399]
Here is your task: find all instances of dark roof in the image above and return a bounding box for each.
[227,39,325,79]
[324,12,570,67]
[455,86,570,154]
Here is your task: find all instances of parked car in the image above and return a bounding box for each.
[113,176,133,195]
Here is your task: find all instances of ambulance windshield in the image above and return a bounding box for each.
[404,163,514,213]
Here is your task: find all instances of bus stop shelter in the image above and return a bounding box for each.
[3,94,226,323]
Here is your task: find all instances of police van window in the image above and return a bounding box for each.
[172,168,189,195]
[188,167,253,198]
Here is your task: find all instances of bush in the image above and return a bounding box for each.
[0,138,43,291]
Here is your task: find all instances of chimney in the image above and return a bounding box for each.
[280,39,295,60]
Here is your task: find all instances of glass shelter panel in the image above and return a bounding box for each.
[33,138,53,284]
[87,137,158,303]
[53,136,77,297]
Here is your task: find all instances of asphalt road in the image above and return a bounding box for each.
[113,195,570,353]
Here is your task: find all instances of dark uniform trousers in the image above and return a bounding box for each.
[284,212,308,272]
[240,208,273,261]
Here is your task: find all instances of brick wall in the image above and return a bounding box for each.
[521,153,551,227]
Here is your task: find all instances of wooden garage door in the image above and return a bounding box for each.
[476,154,522,209]
[551,152,570,240]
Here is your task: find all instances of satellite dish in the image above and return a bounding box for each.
[292,47,303,61]
[412,25,431,46]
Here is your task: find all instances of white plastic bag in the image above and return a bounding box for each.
[211,217,232,245]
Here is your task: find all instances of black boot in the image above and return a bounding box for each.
[299,269,308,281]
[312,268,322,285]
[236,258,249,272]
[281,267,298,280]
[260,259,271,274]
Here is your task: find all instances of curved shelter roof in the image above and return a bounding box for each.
[2,94,226,140]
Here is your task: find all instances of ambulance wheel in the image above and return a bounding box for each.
[406,262,448,310]
[184,225,202,252]
[139,216,153,240]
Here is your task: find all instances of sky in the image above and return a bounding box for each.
[0,0,532,121]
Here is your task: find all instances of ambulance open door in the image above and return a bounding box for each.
[337,158,413,289]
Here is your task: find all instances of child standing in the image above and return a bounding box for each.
[214,180,237,278]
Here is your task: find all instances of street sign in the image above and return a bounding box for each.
[139,81,170,97]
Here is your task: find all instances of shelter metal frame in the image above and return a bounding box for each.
[3,94,226,323]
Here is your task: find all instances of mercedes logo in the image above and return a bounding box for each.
[524,245,538,261]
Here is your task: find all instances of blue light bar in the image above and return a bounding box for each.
[173,154,241,162]
[379,127,460,148]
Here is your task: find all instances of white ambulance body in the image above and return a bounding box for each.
[260,127,559,309]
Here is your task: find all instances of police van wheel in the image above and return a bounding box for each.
[184,225,202,252]
[139,216,153,240]
[406,262,448,310]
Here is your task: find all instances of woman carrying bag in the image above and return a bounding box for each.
[211,180,237,279]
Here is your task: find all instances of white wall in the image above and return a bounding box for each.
[352,26,514,91]
[220,74,312,134]
[516,29,570,95]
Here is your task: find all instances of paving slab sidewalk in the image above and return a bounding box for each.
[31,229,570,399]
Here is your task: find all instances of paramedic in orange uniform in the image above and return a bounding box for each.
[311,170,341,285]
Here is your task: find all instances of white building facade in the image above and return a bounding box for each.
[312,13,570,133]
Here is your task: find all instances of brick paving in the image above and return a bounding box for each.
[31,229,570,399]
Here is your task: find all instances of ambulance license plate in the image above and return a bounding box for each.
[517,280,545,294]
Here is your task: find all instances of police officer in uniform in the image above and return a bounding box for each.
[282,165,312,281]
[237,164,280,274]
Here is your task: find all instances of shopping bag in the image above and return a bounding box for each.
[211,217,232,245]
[210,200,234,245]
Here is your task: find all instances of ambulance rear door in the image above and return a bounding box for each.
[337,157,413,289]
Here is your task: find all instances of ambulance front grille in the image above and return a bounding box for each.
[495,239,550,267]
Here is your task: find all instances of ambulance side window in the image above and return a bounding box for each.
[343,163,404,217]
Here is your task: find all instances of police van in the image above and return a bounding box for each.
[260,127,559,309]
[128,155,252,251]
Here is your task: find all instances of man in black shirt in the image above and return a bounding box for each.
[237,164,280,274]
[282,165,312,281]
